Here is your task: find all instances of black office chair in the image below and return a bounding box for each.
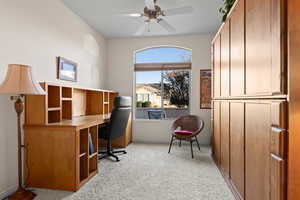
[98,96,132,162]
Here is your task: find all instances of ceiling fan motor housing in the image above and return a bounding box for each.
[144,5,162,19]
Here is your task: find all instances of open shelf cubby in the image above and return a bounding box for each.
[79,128,89,182]
[89,126,98,155]
[48,110,61,123]
[104,92,109,104]
[62,87,72,99]
[80,129,89,155]
[48,85,61,108]
[109,92,118,113]
[89,156,98,174]
[80,155,88,182]
[86,91,104,115]
[62,100,72,120]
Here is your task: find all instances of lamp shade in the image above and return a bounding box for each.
[0,64,46,95]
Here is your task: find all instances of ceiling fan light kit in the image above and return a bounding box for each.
[127,0,194,35]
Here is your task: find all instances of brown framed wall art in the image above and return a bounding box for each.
[200,69,212,109]
[57,57,78,82]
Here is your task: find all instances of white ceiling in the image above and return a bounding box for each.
[62,0,223,38]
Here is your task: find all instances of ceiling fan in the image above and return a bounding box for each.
[124,0,194,35]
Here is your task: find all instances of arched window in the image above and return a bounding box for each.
[136,47,192,63]
[134,47,192,120]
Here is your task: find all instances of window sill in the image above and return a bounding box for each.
[136,108,189,110]
[134,119,175,122]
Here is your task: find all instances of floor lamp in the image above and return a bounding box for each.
[0,64,46,200]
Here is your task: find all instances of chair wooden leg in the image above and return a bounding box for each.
[195,136,201,151]
[190,140,194,159]
[168,136,174,153]
[179,139,182,147]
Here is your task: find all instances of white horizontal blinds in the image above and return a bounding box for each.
[134,62,192,71]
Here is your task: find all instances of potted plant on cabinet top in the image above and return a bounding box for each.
[219,0,236,22]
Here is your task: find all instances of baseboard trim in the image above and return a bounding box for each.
[0,185,18,200]
[133,141,211,146]
[212,158,243,200]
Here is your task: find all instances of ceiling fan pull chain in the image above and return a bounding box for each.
[147,22,151,33]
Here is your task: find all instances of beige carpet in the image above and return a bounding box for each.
[34,143,234,200]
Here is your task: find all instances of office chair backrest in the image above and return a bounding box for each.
[148,110,166,120]
[109,96,132,140]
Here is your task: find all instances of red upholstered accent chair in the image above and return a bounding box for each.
[168,115,204,158]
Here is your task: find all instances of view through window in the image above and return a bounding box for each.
[135,47,192,120]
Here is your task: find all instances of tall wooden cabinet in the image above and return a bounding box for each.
[288,0,300,199]
[211,0,295,199]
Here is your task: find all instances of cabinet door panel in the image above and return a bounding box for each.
[246,0,272,95]
[245,102,271,200]
[221,22,230,97]
[270,154,287,200]
[271,0,286,94]
[271,101,287,128]
[211,46,215,98]
[213,101,221,165]
[214,36,221,98]
[220,102,230,177]
[230,0,245,97]
[271,101,287,158]
[230,102,245,199]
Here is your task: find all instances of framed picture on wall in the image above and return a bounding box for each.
[57,57,77,82]
[200,69,212,109]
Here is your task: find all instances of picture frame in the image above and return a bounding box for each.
[57,57,77,82]
[200,69,212,109]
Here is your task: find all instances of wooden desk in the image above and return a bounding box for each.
[44,114,109,128]
[24,82,132,191]
[24,115,107,191]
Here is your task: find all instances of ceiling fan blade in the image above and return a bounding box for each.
[145,0,155,10]
[158,19,176,33]
[163,6,194,16]
[122,13,143,18]
[135,23,147,36]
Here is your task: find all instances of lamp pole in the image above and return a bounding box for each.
[0,64,45,200]
[8,95,36,200]
[12,95,24,189]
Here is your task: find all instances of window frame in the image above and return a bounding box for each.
[133,46,192,121]
[134,68,191,120]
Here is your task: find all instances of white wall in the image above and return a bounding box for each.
[0,0,107,197]
[107,34,213,145]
